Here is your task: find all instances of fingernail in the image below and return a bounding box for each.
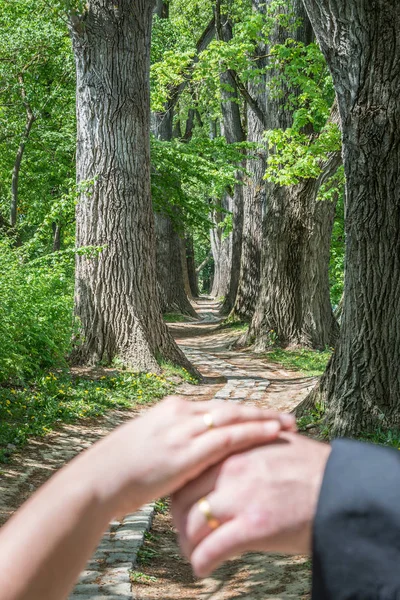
[280,413,296,428]
[263,421,280,435]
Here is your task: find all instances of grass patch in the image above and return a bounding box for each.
[154,498,168,514]
[137,533,160,564]
[160,361,199,384]
[0,369,177,463]
[263,348,332,376]
[163,313,188,323]
[130,571,158,585]
[360,428,400,450]
[297,402,326,433]
[219,318,249,332]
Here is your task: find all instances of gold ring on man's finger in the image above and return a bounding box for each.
[198,497,220,530]
[203,412,214,430]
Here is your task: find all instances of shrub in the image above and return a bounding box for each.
[0,240,74,383]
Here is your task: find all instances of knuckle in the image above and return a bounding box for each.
[164,395,185,413]
[223,453,248,475]
[220,428,237,450]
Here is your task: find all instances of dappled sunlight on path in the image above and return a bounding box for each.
[133,299,314,599]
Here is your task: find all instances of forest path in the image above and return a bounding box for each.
[0,299,314,599]
[134,298,315,600]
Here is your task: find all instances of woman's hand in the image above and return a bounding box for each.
[0,396,295,600]
[80,396,296,516]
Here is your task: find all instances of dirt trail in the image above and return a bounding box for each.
[134,299,314,600]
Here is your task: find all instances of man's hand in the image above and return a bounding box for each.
[172,433,331,577]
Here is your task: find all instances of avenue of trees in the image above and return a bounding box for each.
[0,0,398,438]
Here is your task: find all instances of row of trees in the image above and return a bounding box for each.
[1,0,399,438]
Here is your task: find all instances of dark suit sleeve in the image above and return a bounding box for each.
[312,439,400,600]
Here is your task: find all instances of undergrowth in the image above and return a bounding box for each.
[359,428,400,450]
[297,402,326,433]
[0,241,74,384]
[263,347,332,376]
[297,404,400,450]
[159,361,199,384]
[219,319,249,332]
[163,313,189,323]
[0,369,180,463]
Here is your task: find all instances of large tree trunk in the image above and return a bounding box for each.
[180,236,193,299]
[247,0,338,350]
[185,235,200,298]
[210,207,231,298]
[216,3,245,315]
[69,0,196,375]
[298,0,400,436]
[231,135,263,321]
[231,0,266,321]
[151,0,197,318]
[209,117,231,299]
[155,211,197,316]
[249,150,341,350]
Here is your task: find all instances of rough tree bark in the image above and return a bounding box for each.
[151,110,197,317]
[215,1,245,314]
[231,0,266,321]
[180,236,193,300]
[248,132,341,349]
[209,117,231,299]
[151,1,197,317]
[185,235,200,297]
[297,0,400,436]
[69,0,196,375]
[245,0,338,350]
[154,209,197,316]
[210,210,231,298]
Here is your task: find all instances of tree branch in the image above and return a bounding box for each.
[229,70,268,128]
[168,16,216,110]
[11,74,36,227]
[214,0,268,128]
[196,252,213,274]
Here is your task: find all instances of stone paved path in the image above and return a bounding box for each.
[69,299,315,598]
[70,506,154,600]
[181,346,271,402]
[133,299,316,599]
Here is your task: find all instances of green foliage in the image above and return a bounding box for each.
[0,0,76,240]
[361,428,400,450]
[154,498,169,514]
[0,240,74,383]
[264,41,340,185]
[137,539,160,565]
[268,41,334,130]
[151,135,246,234]
[297,401,325,431]
[129,571,158,585]
[151,50,194,112]
[163,313,189,323]
[0,370,174,463]
[263,347,332,376]
[328,169,345,307]
[265,121,341,185]
[159,361,199,384]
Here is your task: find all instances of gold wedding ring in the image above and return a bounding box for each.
[203,412,214,430]
[198,497,220,530]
